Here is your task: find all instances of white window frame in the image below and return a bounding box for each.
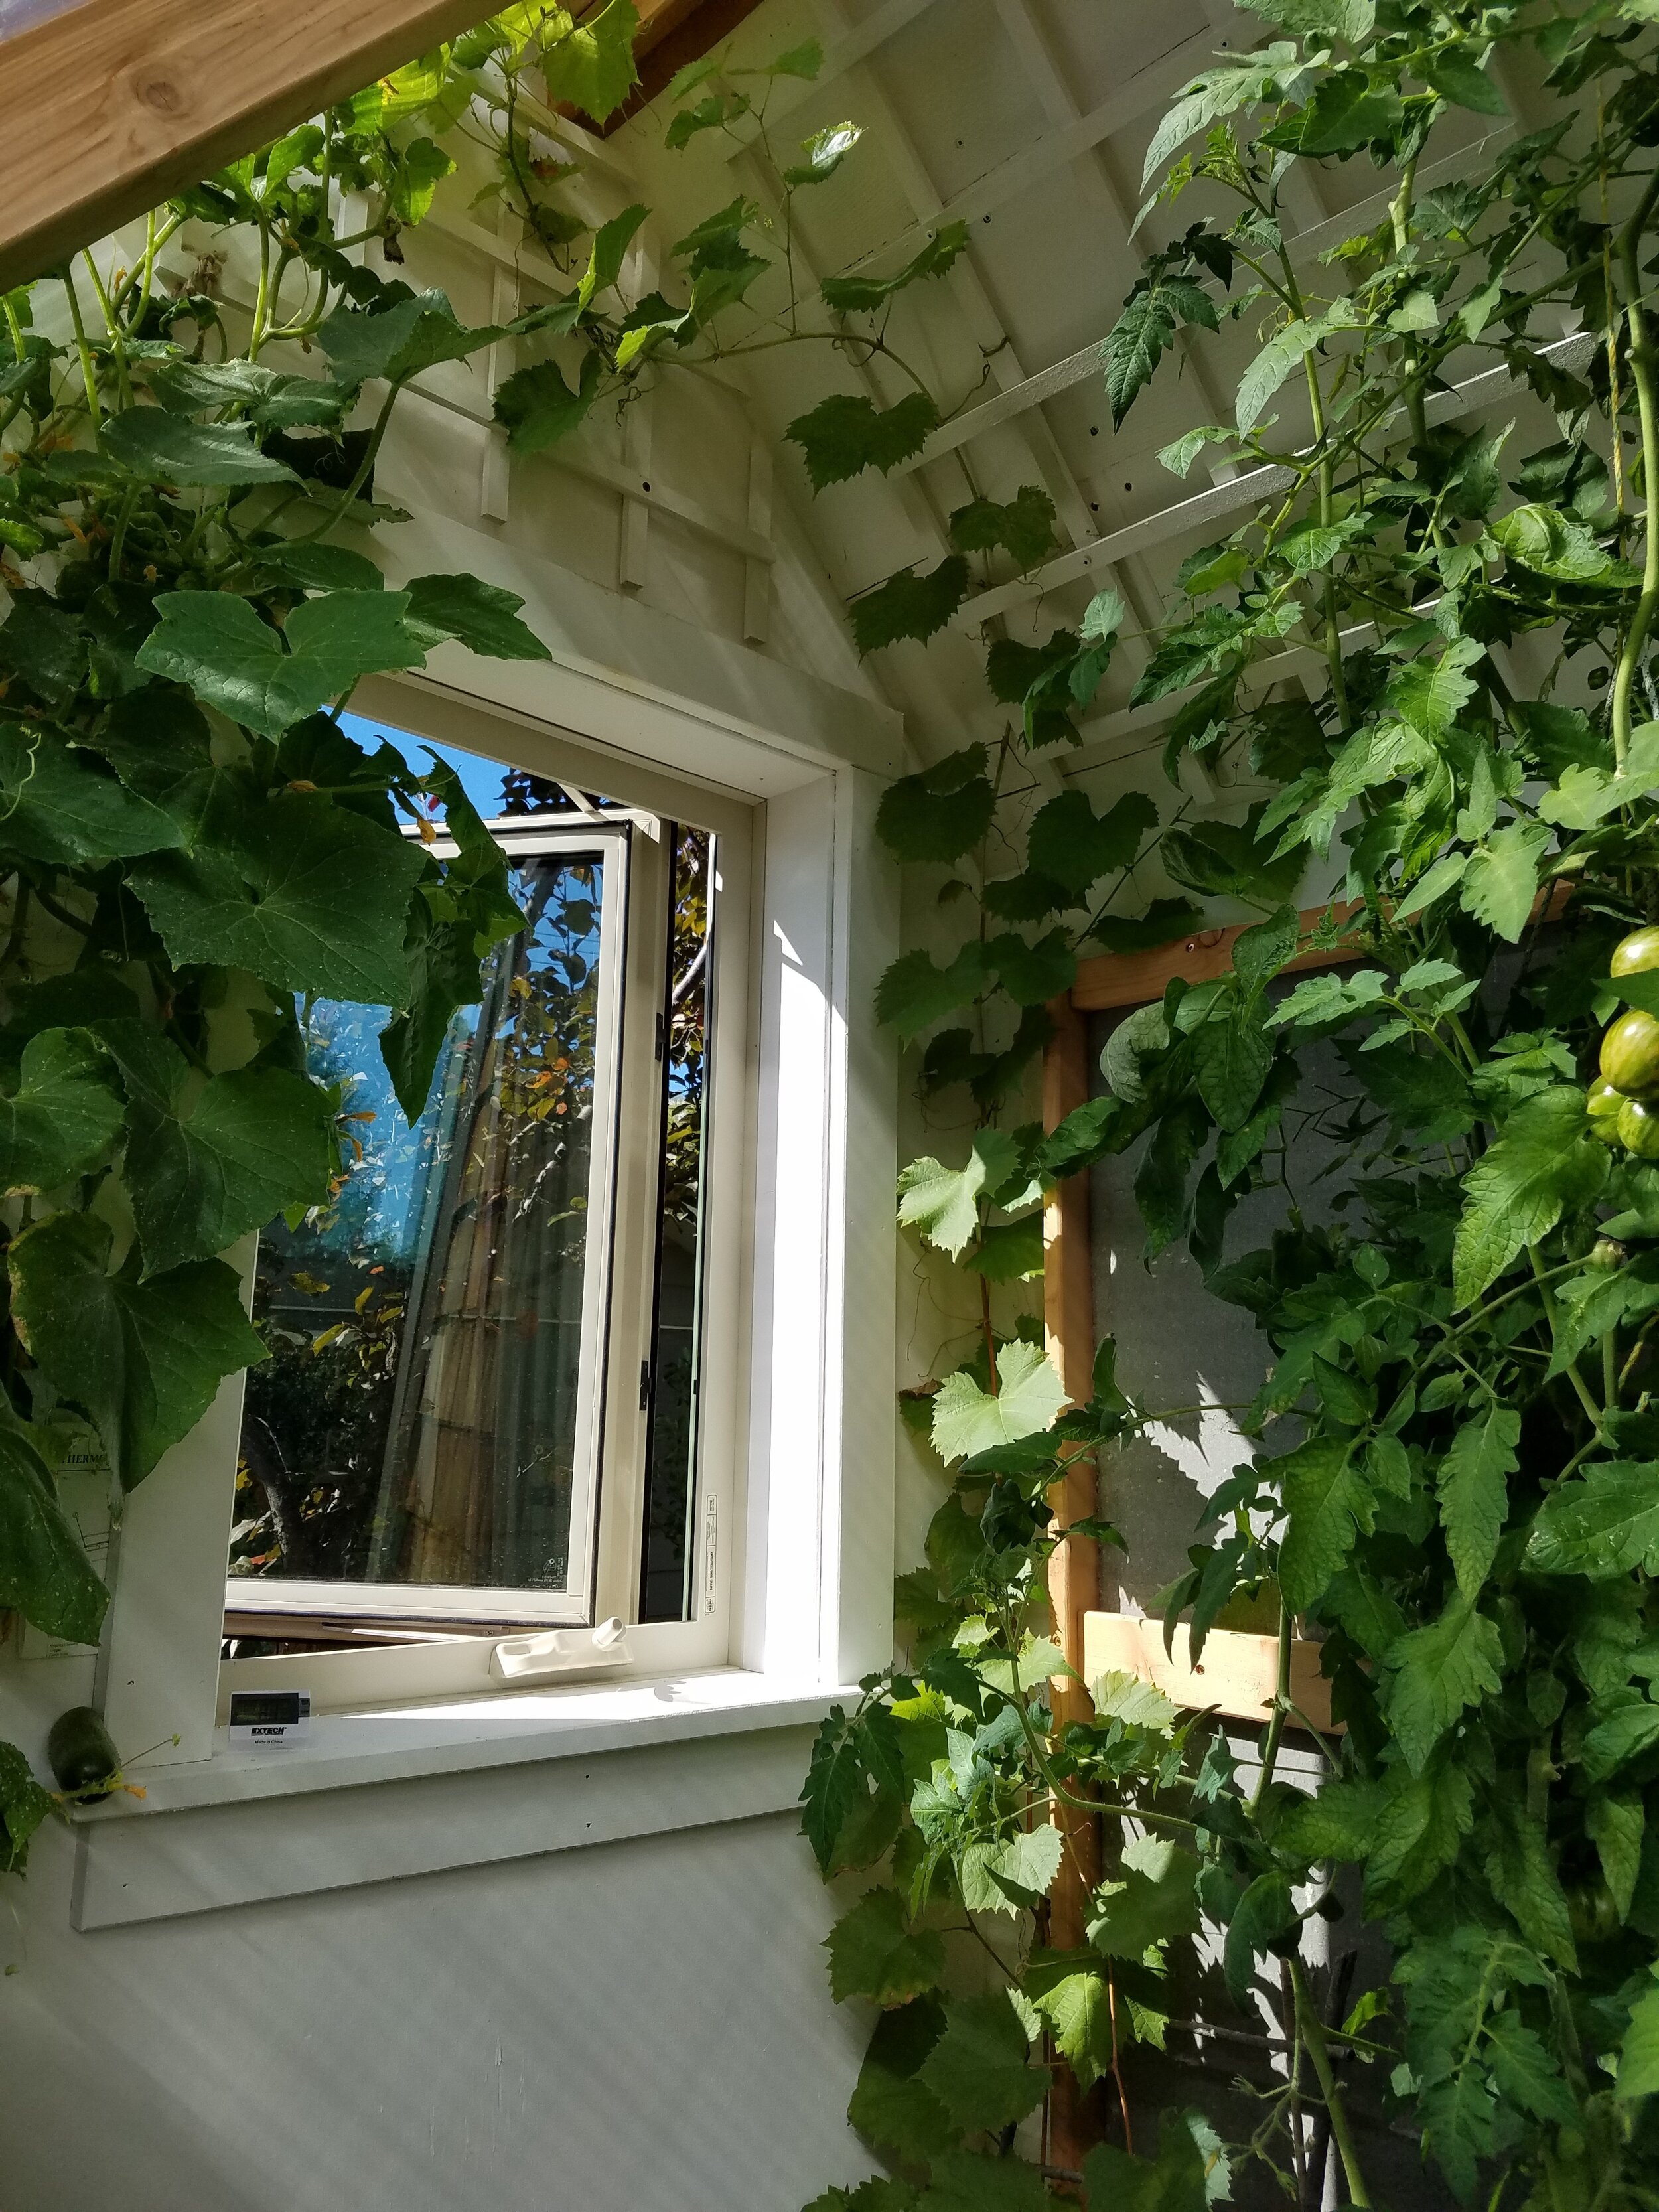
[226,814,634,1633]
[84,656,901,1779]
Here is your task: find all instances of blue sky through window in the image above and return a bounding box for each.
[336,712,511,821]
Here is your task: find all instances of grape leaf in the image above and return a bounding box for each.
[1088,1839,1202,1959]
[918,2151,1046,2212]
[255,542,384,593]
[876,746,995,863]
[948,486,1059,569]
[825,1887,946,2006]
[1091,1672,1179,1730]
[540,0,639,122]
[931,1341,1064,1461]
[1081,2115,1210,2212]
[989,1823,1064,1903]
[851,559,970,656]
[494,352,604,453]
[1027,790,1157,895]
[987,928,1076,1005]
[898,1131,1020,1260]
[875,943,996,1036]
[821,225,968,315]
[785,392,940,489]
[1027,1963,1116,2090]
[916,1992,1046,2132]
[848,2000,958,2160]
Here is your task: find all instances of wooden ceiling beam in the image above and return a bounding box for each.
[0,0,502,292]
[594,0,771,131]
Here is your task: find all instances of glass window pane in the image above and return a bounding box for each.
[232,847,609,1603]
[639,827,713,1623]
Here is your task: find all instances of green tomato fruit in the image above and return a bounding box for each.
[1612,925,1659,978]
[1601,1009,1659,1099]
[1619,1097,1659,1158]
[1588,1076,1626,1118]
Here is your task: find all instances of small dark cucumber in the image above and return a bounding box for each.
[46,1707,121,1797]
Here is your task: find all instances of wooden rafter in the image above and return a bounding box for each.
[0,0,518,291]
[593,0,771,127]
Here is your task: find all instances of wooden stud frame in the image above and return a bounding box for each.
[0,0,504,291]
[1038,904,1362,2156]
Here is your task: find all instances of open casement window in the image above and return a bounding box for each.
[223,801,721,1649]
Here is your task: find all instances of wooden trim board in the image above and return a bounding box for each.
[1072,900,1365,1013]
[1039,989,1100,2168]
[1084,1613,1337,1734]
[0,0,501,290]
[1070,879,1574,1011]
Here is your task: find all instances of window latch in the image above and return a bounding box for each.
[654,1011,666,1062]
[491,1615,630,1684]
[639,1359,652,1411]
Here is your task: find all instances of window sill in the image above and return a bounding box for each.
[68,1668,844,1931]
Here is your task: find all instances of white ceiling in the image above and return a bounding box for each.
[616,0,1551,868]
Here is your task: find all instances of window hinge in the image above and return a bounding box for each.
[654,1011,666,1062]
[639,1359,652,1411]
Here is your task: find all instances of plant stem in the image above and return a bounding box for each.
[1300,353,1351,727]
[1249,1596,1293,1817]
[1390,154,1427,449]
[1528,1246,1605,1430]
[59,271,102,427]
[1290,1956,1374,2209]
[1611,169,1659,772]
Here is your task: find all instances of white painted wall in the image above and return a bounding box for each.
[0,55,918,2212]
[0,1807,871,2212]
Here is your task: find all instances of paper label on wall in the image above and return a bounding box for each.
[19,1423,113,1660]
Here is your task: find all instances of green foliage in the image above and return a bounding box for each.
[0,14,663,1897]
[826,1886,947,2006]
[786,393,940,489]
[852,559,970,656]
[820,227,968,317]
[800,11,1659,2209]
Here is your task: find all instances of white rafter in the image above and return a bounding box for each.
[830,24,1221,277]
[721,0,943,149]
[806,0,1094,550]
[948,332,1594,631]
